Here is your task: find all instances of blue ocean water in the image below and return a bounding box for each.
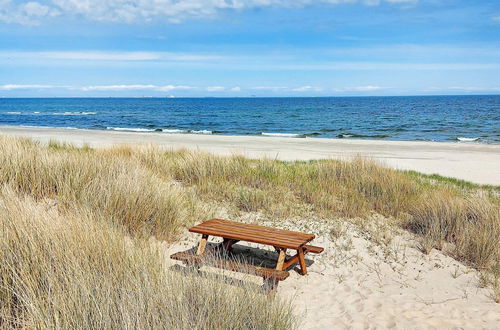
[1,96,499,143]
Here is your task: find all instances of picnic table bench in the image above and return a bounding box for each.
[170,219,323,285]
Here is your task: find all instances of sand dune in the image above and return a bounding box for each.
[168,215,500,329]
[1,125,499,185]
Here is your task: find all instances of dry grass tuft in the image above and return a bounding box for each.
[0,187,296,328]
[0,137,205,241]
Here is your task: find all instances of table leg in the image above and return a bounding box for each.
[196,234,209,255]
[221,238,239,252]
[298,247,307,275]
[275,248,287,271]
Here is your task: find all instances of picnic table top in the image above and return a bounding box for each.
[189,218,315,250]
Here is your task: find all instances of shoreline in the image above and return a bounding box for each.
[1,125,499,185]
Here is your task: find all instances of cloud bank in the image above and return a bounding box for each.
[332,85,384,92]
[0,84,57,90]
[0,83,381,94]
[0,0,418,25]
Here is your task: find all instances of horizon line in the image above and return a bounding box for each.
[1,94,500,99]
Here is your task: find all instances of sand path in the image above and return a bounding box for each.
[1,126,499,185]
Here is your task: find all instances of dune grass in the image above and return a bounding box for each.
[131,146,499,274]
[1,136,498,271]
[0,134,498,317]
[0,187,295,329]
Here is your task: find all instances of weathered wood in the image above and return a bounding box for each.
[283,254,300,270]
[275,248,287,270]
[221,238,239,252]
[282,245,324,270]
[196,234,208,255]
[298,247,307,275]
[189,219,315,250]
[304,245,324,254]
[170,251,290,281]
[174,219,324,281]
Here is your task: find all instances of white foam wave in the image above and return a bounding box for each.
[52,112,97,116]
[106,127,212,134]
[261,132,305,138]
[190,130,212,134]
[6,111,21,114]
[19,125,79,130]
[457,137,479,142]
[106,127,155,132]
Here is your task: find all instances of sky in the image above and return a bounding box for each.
[1,0,500,97]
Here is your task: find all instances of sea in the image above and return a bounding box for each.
[1,95,499,143]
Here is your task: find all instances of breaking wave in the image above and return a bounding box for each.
[456,137,480,142]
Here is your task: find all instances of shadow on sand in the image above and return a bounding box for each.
[170,242,315,292]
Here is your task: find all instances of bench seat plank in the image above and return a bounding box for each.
[171,251,290,281]
[304,245,324,254]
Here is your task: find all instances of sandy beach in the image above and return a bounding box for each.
[1,125,499,185]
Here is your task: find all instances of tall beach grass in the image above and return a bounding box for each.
[0,136,296,328]
[0,187,296,329]
[1,135,498,272]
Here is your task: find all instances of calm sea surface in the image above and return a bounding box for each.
[1,96,499,143]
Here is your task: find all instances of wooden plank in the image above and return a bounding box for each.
[196,234,208,255]
[212,219,313,239]
[194,223,306,246]
[199,223,309,243]
[193,219,314,239]
[189,219,315,249]
[283,254,299,270]
[281,245,324,270]
[190,226,306,249]
[298,247,307,275]
[199,219,314,241]
[194,221,310,242]
[275,248,286,270]
[170,251,290,281]
[304,245,324,254]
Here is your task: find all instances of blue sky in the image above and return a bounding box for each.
[1,0,500,97]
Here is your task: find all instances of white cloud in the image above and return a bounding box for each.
[80,84,156,91]
[446,86,500,92]
[0,84,56,90]
[332,85,384,92]
[0,0,419,25]
[4,47,499,73]
[291,86,323,92]
[0,51,221,62]
[277,62,500,71]
[22,2,56,17]
[229,87,241,92]
[155,85,194,92]
[79,84,194,91]
[251,86,288,91]
[0,1,59,25]
[206,86,225,92]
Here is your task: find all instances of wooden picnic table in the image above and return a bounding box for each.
[171,219,323,284]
